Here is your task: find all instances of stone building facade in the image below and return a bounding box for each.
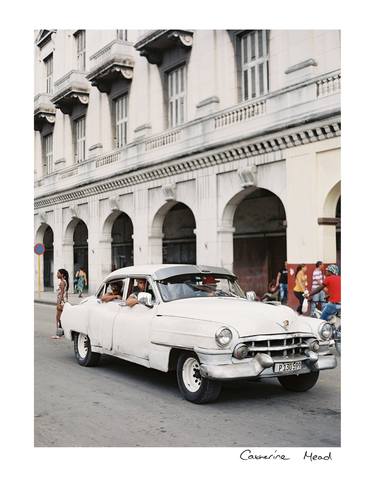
[34,29,341,297]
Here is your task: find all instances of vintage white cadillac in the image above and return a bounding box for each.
[61,264,337,404]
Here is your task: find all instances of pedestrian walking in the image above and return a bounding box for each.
[276,261,288,304]
[293,264,308,315]
[51,268,69,339]
[310,261,325,317]
[75,267,87,298]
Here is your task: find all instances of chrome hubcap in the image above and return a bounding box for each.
[77,333,88,358]
[182,357,202,392]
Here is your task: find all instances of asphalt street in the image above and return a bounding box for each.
[34,303,341,447]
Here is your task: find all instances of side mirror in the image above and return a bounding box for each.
[137,292,154,307]
[246,291,257,301]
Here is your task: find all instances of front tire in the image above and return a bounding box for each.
[176,352,222,404]
[73,332,101,367]
[278,371,319,392]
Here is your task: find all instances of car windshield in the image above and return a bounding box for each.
[156,274,246,302]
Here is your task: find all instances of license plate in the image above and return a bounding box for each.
[274,361,302,373]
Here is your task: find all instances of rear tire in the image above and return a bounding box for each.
[176,352,222,404]
[278,371,319,392]
[73,332,101,367]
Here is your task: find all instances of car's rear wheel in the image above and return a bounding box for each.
[176,352,222,404]
[73,332,101,367]
[278,371,319,392]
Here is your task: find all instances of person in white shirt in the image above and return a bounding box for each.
[310,261,325,317]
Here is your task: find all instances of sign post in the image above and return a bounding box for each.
[34,243,46,295]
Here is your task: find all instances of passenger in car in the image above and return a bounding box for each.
[101,282,123,303]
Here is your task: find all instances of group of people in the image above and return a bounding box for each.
[293,261,341,320]
[262,260,341,321]
[101,278,148,307]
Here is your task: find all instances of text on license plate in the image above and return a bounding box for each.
[274,361,302,373]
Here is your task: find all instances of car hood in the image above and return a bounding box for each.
[157,297,318,337]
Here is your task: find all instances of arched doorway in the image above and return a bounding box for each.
[73,220,89,289]
[162,203,196,264]
[111,212,134,270]
[336,196,341,268]
[43,226,54,289]
[233,188,286,295]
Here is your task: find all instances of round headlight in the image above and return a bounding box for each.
[233,343,249,359]
[319,322,333,340]
[215,327,233,347]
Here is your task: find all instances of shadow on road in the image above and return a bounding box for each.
[88,354,295,404]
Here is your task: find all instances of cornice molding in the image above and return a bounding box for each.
[34,118,341,209]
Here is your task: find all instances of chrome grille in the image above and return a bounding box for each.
[244,336,313,359]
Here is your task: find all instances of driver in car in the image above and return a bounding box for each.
[101,282,123,303]
[202,275,220,296]
[126,278,148,307]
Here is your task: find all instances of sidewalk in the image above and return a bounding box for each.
[34,291,85,306]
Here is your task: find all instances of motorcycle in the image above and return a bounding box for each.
[312,306,341,355]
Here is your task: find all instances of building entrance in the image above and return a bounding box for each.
[111,212,134,270]
[73,220,89,289]
[43,225,54,289]
[162,203,196,264]
[233,188,286,296]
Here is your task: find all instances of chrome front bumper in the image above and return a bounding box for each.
[197,351,337,381]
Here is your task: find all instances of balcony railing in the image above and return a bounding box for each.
[51,70,90,114]
[87,40,135,93]
[145,129,183,151]
[214,100,266,129]
[96,150,122,168]
[316,72,341,97]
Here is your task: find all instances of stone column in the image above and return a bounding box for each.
[86,198,103,294]
[61,239,74,289]
[133,189,149,265]
[195,174,219,265]
[98,237,113,279]
[217,226,236,272]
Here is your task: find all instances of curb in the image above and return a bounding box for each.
[34,299,81,305]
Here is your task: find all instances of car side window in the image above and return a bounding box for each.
[106,280,125,299]
[127,277,155,301]
[96,283,106,299]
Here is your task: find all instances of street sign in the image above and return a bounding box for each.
[34,243,46,255]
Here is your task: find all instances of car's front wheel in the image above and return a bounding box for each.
[176,352,222,404]
[73,332,101,367]
[278,371,319,392]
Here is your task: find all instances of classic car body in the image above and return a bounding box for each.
[61,264,337,403]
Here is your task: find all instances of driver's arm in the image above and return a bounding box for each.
[101,293,122,303]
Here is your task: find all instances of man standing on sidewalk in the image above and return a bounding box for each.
[276,261,288,304]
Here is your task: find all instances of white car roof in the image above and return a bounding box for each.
[105,264,235,282]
